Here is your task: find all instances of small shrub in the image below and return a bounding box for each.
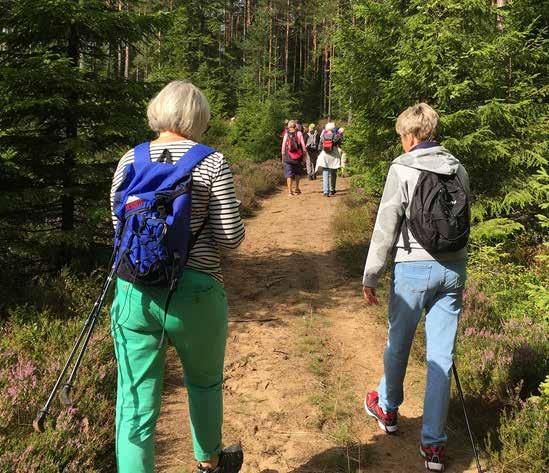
[232,159,284,216]
[332,190,376,276]
[458,245,549,402]
[488,376,549,473]
[0,270,116,472]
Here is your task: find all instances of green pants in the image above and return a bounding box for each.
[110,269,228,472]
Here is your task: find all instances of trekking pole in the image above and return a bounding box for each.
[59,265,116,406]
[452,362,483,473]
[33,264,117,433]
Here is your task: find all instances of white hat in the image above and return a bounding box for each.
[325,122,335,131]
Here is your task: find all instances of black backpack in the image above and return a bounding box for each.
[403,171,470,253]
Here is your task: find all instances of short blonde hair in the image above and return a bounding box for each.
[325,122,335,131]
[287,120,297,128]
[395,103,438,141]
[147,81,210,141]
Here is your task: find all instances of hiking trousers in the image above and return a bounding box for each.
[377,260,466,446]
[322,168,337,194]
[110,269,228,473]
[306,150,318,176]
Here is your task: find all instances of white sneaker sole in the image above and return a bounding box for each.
[364,399,398,433]
[420,446,445,471]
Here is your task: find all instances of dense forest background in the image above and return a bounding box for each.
[0,0,547,471]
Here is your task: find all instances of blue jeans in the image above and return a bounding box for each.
[377,260,466,446]
[322,168,337,194]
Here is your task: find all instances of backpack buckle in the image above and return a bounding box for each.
[156,203,167,217]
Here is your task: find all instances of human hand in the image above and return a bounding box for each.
[363,286,379,305]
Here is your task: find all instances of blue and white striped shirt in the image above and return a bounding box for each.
[110,140,245,283]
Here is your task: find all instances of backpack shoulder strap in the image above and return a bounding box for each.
[401,218,412,253]
[174,143,216,174]
[134,142,151,170]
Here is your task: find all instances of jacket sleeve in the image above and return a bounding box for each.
[362,165,407,288]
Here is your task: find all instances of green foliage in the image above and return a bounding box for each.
[230,89,293,162]
[146,1,236,117]
[470,218,525,243]
[0,0,159,271]
[488,377,549,473]
[335,0,549,238]
[457,244,548,402]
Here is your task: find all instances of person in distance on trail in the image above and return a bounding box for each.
[305,123,320,180]
[110,81,245,473]
[315,122,343,197]
[281,119,308,196]
[362,103,470,472]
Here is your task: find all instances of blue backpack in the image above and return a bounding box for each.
[113,142,214,289]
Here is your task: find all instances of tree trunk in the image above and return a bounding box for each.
[285,0,290,83]
[292,25,298,89]
[117,0,122,78]
[268,1,273,95]
[313,20,317,74]
[493,0,506,31]
[299,16,303,90]
[62,23,79,232]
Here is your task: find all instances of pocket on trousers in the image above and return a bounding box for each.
[445,261,467,290]
[176,271,221,301]
[395,263,431,293]
[111,280,157,331]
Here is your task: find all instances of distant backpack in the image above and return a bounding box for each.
[113,142,214,287]
[322,130,341,152]
[286,131,303,160]
[403,171,470,253]
[306,131,319,151]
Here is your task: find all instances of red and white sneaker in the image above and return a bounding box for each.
[420,444,446,472]
[364,391,398,433]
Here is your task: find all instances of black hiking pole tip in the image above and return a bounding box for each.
[33,409,48,433]
[59,383,74,406]
[452,363,483,473]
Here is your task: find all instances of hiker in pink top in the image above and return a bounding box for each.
[281,120,307,196]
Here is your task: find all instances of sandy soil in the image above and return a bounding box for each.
[155,177,479,473]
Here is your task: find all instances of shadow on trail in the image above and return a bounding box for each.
[266,413,479,472]
[223,247,361,323]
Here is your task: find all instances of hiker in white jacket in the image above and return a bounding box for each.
[315,122,342,196]
[362,103,470,472]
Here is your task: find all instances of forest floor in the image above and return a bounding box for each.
[155,177,479,473]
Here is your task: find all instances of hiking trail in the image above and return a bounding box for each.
[155,178,478,473]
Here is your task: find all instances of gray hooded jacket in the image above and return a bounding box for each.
[362,145,470,288]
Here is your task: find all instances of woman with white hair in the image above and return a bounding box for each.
[315,122,343,197]
[362,103,470,472]
[109,81,244,473]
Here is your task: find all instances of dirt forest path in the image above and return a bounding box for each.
[155,178,478,473]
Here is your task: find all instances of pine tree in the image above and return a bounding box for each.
[0,0,159,268]
[335,0,548,240]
